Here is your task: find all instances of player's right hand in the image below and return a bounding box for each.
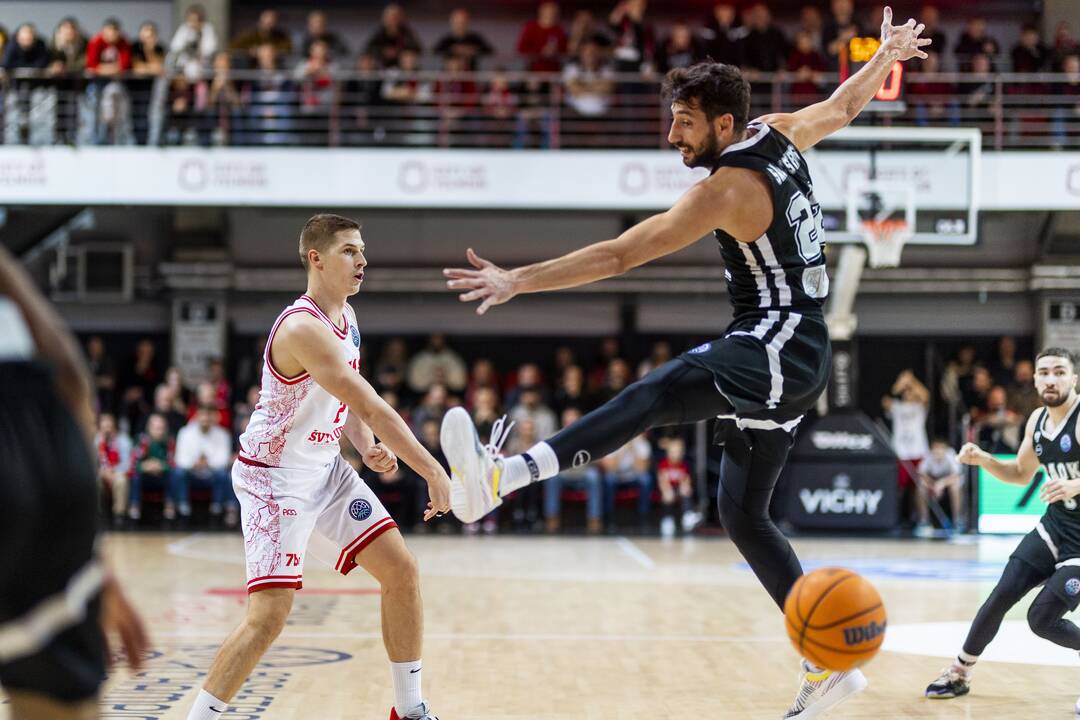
[101,573,150,672]
[423,469,452,521]
[443,248,518,315]
[957,442,985,466]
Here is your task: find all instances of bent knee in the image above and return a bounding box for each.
[246,590,293,638]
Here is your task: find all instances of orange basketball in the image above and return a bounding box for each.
[783,567,887,672]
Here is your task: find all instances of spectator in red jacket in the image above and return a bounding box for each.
[787,30,828,100]
[86,18,131,75]
[517,1,567,72]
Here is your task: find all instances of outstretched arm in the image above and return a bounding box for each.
[444,181,726,314]
[758,6,931,151]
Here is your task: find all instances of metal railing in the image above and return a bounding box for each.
[1,68,1077,150]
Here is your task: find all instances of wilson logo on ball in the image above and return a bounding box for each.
[843,620,886,646]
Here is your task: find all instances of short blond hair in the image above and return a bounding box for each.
[299,213,361,270]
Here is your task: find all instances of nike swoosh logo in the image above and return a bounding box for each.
[209,709,224,714]
[410,667,422,674]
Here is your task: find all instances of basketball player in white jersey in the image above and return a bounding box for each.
[186,214,451,720]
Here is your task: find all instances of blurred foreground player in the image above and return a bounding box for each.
[444,8,930,718]
[0,245,147,720]
[926,349,1080,715]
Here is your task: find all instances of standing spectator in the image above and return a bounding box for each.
[245,41,296,146]
[1007,359,1041,419]
[366,3,422,69]
[2,23,53,146]
[657,20,707,73]
[190,380,231,429]
[543,407,602,534]
[916,438,966,535]
[657,436,698,538]
[974,386,1022,453]
[85,335,115,413]
[206,357,232,410]
[738,2,788,73]
[47,17,87,145]
[941,345,977,412]
[434,8,494,71]
[919,5,948,60]
[96,412,132,526]
[1053,53,1080,146]
[510,387,558,441]
[517,1,567,72]
[120,338,161,433]
[435,54,481,140]
[908,50,958,126]
[169,4,218,81]
[600,434,653,530]
[562,38,615,118]
[482,66,518,144]
[960,52,996,124]
[86,18,134,147]
[567,10,610,58]
[343,52,386,145]
[1012,24,1050,73]
[954,17,1000,72]
[174,405,236,526]
[701,3,743,67]
[407,333,467,393]
[130,22,166,146]
[608,0,654,74]
[128,413,176,522]
[302,10,349,61]
[787,30,829,101]
[821,0,863,71]
[141,383,186,436]
[230,8,292,63]
[207,51,244,145]
[966,366,994,415]
[797,5,824,52]
[1053,22,1078,70]
[991,336,1019,387]
[883,370,931,507]
[295,39,336,145]
[164,365,192,412]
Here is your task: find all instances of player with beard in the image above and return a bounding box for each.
[927,348,1080,714]
[441,7,930,719]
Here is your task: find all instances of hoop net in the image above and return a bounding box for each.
[860,219,911,268]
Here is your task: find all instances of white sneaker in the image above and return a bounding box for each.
[440,407,513,524]
[681,510,702,533]
[783,660,867,719]
[1074,694,1080,716]
[660,516,676,538]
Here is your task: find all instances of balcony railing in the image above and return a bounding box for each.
[1,68,1077,151]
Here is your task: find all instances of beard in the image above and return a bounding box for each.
[1043,388,1070,407]
[677,128,722,169]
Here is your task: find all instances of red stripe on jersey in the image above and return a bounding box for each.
[335,518,397,574]
[299,295,348,338]
[264,308,322,384]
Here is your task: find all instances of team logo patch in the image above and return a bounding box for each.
[689,343,711,355]
[1062,434,1073,453]
[1066,578,1080,597]
[350,326,361,348]
[349,498,372,522]
[1036,444,1044,457]
[572,450,591,468]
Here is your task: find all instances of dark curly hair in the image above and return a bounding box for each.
[661,62,751,129]
[1038,347,1078,368]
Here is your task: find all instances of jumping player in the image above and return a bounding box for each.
[442,8,929,718]
[186,215,451,720]
[926,348,1080,715]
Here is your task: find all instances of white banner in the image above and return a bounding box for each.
[0,146,1074,211]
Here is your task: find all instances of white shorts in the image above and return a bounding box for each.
[232,454,396,593]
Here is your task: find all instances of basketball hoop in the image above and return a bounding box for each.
[860,219,911,269]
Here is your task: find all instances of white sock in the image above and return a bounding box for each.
[500,442,558,495]
[187,689,228,720]
[391,660,423,716]
[956,651,978,673]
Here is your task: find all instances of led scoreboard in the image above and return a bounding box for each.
[841,36,905,112]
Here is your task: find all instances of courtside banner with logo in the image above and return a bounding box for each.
[978,455,1046,534]
[0,148,1076,210]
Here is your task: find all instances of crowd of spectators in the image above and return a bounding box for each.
[87,332,703,537]
[0,2,1077,147]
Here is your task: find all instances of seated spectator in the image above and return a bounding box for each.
[191,380,232,428]
[908,50,958,126]
[797,5,823,52]
[960,53,997,123]
[822,0,862,71]
[594,357,631,407]
[740,2,789,73]
[974,385,1022,453]
[130,22,166,146]
[466,358,500,408]
[295,39,337,144]
[435,54,481,137]
[207,51,244,145]
[232,384,261,429]
[120,340,161,434]
[955,17,999,72]
[600,433,653,529]
[47,17,87,145]
[407,333,467,394]
[701,3,743,67]
[169,4,218,81]
[482,65,518,135]
[505,362,546,409]
[342,52,386,145]
[917,437,966,534]
[501,416,542,530]
[657,436,698,538]
[567,10,611,58]
[990,336,1018,387]
[1053,53,1080,146]
[128,413,176,522]
[552,364,590,415]
[608,0,655,74]
[517,1,567,72]
[207,357,232,408]
[434,8,493,71]
[411,383,449,433]
[245,42,298,145]
[85,335,116,414]
[380,48,434,136]
[657,19,707,73]
[230,8,292,63]
[1007,359,1040,418]
[141,383,186,435]
[562,38,615,117]
[3,23,54,146]
[966,366,994,415]
[919,5,948,59]
[96,412,132,525]
[882,370,930,497]
[510,386,558,442]
[302,10,349,61]
[1053,22,1077,70]
[174,404,236,526]
[543,407,602,534]
[164,365,192,413]
[636,340,671,378]
[787,30,828,101]
[366,3,422,69]
[416,417,450,530]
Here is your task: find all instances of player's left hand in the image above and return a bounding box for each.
[444,248,518,315]
[879,6,932,62]
[362,443,398,473]
[1040,477,1080,505]
[101,573,150,672]
[424,469,452,521]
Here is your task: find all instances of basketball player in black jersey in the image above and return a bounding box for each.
[926,348,1080,713]
[442,7,929,718]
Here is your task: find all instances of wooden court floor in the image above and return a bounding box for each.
[5,531,1080,719]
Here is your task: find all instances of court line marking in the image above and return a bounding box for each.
[614,536,655,569]
[166,532,211,554]
[153,630,784,644]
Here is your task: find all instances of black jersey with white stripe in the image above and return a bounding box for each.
[1034,397,1080,536]
[711,121,829,318]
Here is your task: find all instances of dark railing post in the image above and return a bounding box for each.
[993,76,1004,151]
[550,78,561,150]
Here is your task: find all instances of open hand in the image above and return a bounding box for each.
[880,6,932,62]
[444,248,517,315]
[362,443,398,474]
[101,574,149,672]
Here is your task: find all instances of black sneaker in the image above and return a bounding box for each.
[926,666,970,699]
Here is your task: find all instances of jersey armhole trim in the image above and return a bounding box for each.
[265,308,322,385]
[299,294,348,338]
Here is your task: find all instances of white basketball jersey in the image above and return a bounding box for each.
[239,294,361,469]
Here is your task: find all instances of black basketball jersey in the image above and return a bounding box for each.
[711,121,829,318]
[1034,397,1080,533]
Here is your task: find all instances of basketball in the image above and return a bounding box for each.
[784,567,887,672]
